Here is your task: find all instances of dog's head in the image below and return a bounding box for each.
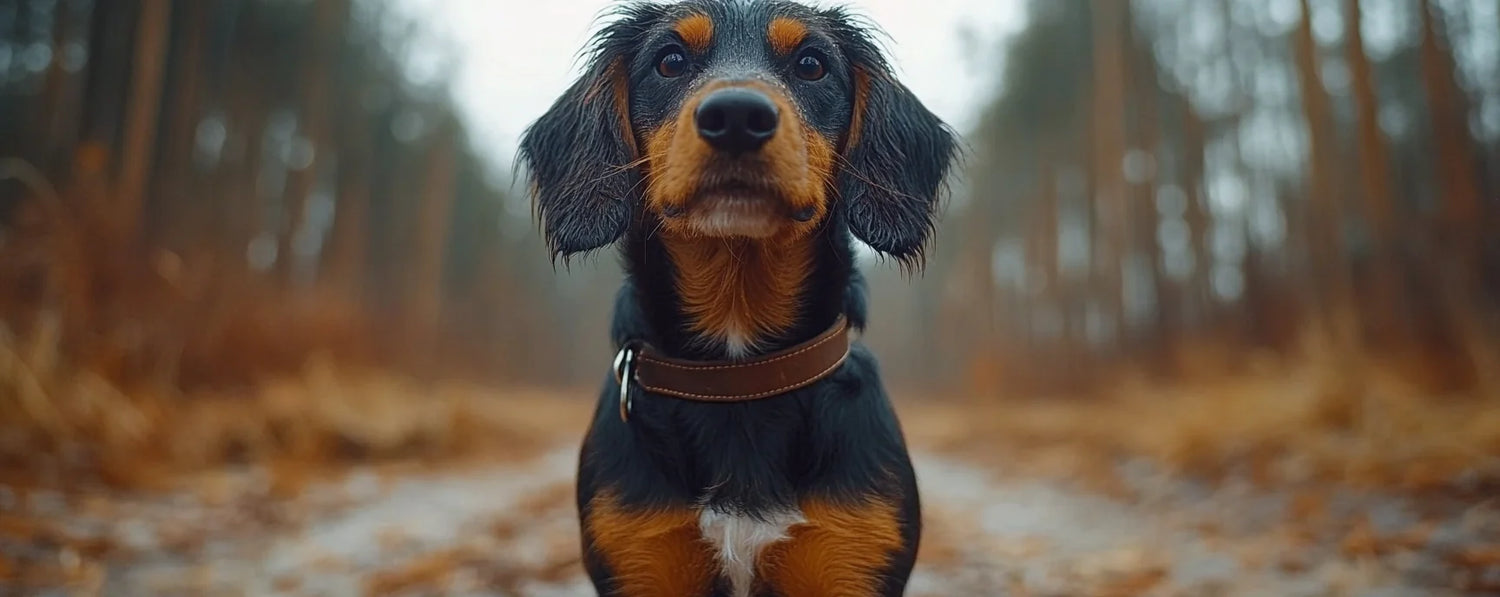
[519,1,957,265]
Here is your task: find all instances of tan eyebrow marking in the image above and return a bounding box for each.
[768,16,808,56]
[674,13,714,53]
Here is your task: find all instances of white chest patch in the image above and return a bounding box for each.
[718,322,759,359]
[698,508,805,597]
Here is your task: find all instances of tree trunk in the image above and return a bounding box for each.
[1294,0,1361,390]
[1293,0,1340,281]
[1344,0,1396,243]
[152,0,209,251]
[1130,32,1171,376]
[116,0,173,246]
[404,125,459,360]
[41,0,83,176]
[276,0,347,287]
[1090,0,1131,353]
[322,4,371,304]
[1417,0,1482,258]
[322,144,370,296]
[1181,108,1210,324]
[1344,0,1405,349]
[1416,0,1499,397]
[75,0,138,199]
[1031,157,1061,345]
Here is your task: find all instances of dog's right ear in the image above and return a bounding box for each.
[519,51,639,260]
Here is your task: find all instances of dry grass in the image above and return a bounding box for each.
[1,327,587,489]
[6,302,1500,497]
[903,359,1500,495]
[1,187,584,489]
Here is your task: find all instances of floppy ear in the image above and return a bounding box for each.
[839,68,958,267]
[518,57,638,260]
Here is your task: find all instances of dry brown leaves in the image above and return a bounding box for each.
[899,361,1500,496]
[3,349,591,492]
[359,479,582,596]
[0,511,113,594]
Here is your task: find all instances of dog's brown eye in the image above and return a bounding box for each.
[794,52,826,81]
[657,49,688,78]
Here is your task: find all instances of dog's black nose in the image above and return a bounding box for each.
[695,88,779,154]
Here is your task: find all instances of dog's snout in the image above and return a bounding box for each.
[695,88,779,154]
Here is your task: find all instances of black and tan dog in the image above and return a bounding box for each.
[519,1,957,595]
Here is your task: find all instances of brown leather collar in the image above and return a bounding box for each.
[612,316,851,420]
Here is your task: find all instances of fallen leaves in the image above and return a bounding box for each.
[363,547,472,595]
[1452,544,1500,591]
[900,365,1500,498]
[1452,546,1500,568]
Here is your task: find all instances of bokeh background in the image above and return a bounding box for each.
[2,0,1498,594]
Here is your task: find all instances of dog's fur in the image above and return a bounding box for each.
[519,2,957,595]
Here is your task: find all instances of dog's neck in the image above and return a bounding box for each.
[659,233,815,358]
[621,213,856,361]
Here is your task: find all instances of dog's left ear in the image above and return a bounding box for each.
[838,68,958,267]
[519,57,638,261]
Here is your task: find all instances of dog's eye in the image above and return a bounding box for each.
[794,51,826,81]
[657,47,689,78]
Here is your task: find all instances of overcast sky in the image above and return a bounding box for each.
[389,0,1026,169]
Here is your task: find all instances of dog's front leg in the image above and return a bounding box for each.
[755,495,914,597]
[582,492,719,597]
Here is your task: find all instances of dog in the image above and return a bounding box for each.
[519,1,957,595]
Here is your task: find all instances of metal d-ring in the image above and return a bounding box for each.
[612,342,640,422]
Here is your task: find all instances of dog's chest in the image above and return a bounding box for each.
[698,507,805,597]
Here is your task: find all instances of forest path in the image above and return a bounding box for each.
[3,395,1496,596]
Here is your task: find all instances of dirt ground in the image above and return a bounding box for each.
[3,392,1500,597]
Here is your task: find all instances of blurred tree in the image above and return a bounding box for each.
[117,0,171,244]
[1343,0,1404,348]
[1292,0,1361,391]
[889,0,1499,394]
[1419,0,1482,245]
[0,0,540,388]
[0,0,1495,394]
[1091,0,1131,353]
[275,0,346,287]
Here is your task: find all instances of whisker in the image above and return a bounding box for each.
[831,152,916,202]
[606,155,653,174]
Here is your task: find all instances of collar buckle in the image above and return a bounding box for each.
[612,342,641,422]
